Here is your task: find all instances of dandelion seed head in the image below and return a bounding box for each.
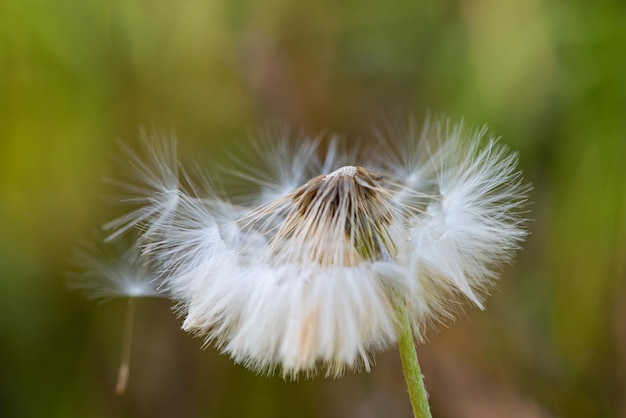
[91,118,529,378]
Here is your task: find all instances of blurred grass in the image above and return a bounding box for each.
[1,0,625,417]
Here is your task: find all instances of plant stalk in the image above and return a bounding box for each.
[395,298,432,418]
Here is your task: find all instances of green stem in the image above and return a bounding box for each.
[394,298,432,418]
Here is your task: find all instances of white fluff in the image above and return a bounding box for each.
[68,237,166,301]
[103,118,529,377]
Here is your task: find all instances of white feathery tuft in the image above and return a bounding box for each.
[104,128,181,242]
[68,237,166,302]
[388,121,529,337]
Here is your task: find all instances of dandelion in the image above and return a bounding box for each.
[78,119,529,416]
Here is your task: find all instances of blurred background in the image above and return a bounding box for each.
[1,0,625,417]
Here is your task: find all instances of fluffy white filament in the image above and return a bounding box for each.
[103,119,529,378]
[68,237,165,301]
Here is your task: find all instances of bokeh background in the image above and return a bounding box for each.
[1,0,625,417]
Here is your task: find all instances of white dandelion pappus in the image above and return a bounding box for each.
[68,237,166,302]
[104,128,181,243]
[107,119,529,378]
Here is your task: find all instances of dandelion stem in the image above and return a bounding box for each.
[116,297,136,395]
[394,297,432,418]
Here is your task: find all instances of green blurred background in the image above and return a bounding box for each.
[1,0,625,417]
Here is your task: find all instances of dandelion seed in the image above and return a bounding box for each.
[99,118,529,384]
[68,237,167,394]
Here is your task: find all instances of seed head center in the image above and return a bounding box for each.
[327,165,358,178]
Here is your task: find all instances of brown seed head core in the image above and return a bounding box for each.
[268,166,396,266]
